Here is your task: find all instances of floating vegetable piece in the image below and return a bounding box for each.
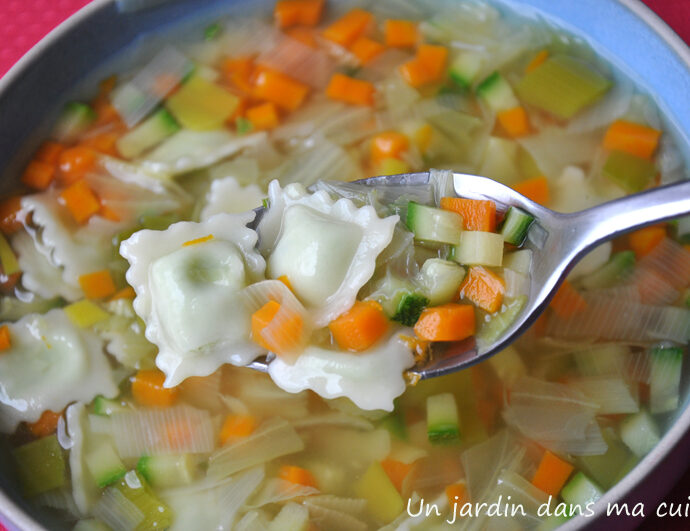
[328,300,389,352]
[166,76,239,130]
[414,303,475,342]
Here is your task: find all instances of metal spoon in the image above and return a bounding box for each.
[248,170,690,380]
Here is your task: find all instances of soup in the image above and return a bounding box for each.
[1,0,689,529]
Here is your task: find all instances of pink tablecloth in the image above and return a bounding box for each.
[0,1,689,531]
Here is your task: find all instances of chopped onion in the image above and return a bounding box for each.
[257,34,336,89]
[303,501,368,531]
[208,418,304,479]
[93,487,144,531]
[291,412,374,432]
[109,405,215,458]
[235,370,310,420]
[308,428,390,469]
[247,478,318,508]
[401,455,463,500]
[567,377,640,414]
[305,495,367,517]
[518,128,602,179]
[630,238,690,305]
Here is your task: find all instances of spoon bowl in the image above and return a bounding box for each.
[249,170,690,380]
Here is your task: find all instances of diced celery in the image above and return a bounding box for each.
[602,150,656,193]
[116,109,180,159]
[64,300,110,328]
[406,202,464,245]
[166,76,239,130]
[452,231,504,267]
[54,102,96,142]
[476,296,526,345]
[12,435,66,497]
[578,250,635,290]
[0,232,20,276]
[502,249,532,275]
[419,258,466,305]
[577,427,633,489]
[649,345,683,413]
[93,396,129,416]
[268,502,309,531]
[136,454,198,488]
[354,462,404,524]
[426,392,460,442]
[516,55,611,119]
[86,441,127,488]
[111,470,173,530]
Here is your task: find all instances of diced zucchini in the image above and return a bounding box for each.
[53,102,96,142]
[478,136,520,184]
[452,231,504,267]
[354,462,404,524]
[418,258,466,305]
[516,55,611,119]
[136,454,198,488]
[166,76,239,130]
[367,272,416,318]
[64,300,110,328]
[392,293,429,327]
[116,109,180,159]
[476,72,519,112]
[73,520,111,531]
[503,249,532,275]
[426,392,460,442]
[577,427,633,489]
[476,296,526,346]
[602,150,657,193]
[12,435,66,497]
[500,207,535,246]
[110,470,172,530]
[649,345,683,414]
[579,251,635,290]
[406,202,463,245]
[86,440,127,488]
[93,396,128,416]
[449,52,483,89]
[619,410,660,458]
[488,345,526,387]
[268,502,309,531]
[560,471,603,507]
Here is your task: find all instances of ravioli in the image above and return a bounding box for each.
[0,310,118,433]
[267,334,416,411]
[120,212,266,386]
[200,176,264,221]
[259,181,398,326]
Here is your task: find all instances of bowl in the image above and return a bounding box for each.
[0,0,689,529]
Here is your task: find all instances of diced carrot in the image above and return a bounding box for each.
[27,410,63,438]
[322,9,374,48]
[458,266,505,313]
[414,303,475,342]
[0,267,21,295]
[531,450,574,496]
[277,274,294,292]
[549,280,587,318]
[0,324,11,352]
[79,270,117,299]
[131,369,179,407]
[439,197,497,232]
[222,56,255,94]
[81,132,121,157]
[370,131,409,163]
[99,75,117,97]
[59,180,101,224]
[58,146,98,186]
[246,102,280,130]
[525,49,549,73]
[384,20,419,48]
[399,44,447,87]
[99,204,121,223]
[93,100,122,127]
[512,176,550,206]
[35,141,65,165]
[328,300,388,352]
[219,413,257,445]
[603,119,661,160]
[629,226,666,257]
[110,286,136,301]
[274,0,325,28]
[285,27,318,48]
[0,196,25,235]
[21,160,55,190]
[251,300,305,358]
[325,73,376,106]
[381,458,412,493]
[445,481,469,508]
[279,465,318,488]
[497,106,530,138]
[253,68,310,111]
[350,37,385,65]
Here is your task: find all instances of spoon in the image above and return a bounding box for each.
[248,170,690,380]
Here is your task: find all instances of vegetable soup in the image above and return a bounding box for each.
[1,0,689,529]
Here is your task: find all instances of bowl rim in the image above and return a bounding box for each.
[0,0,689,529]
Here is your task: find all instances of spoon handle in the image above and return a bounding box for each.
[569,179,690,252]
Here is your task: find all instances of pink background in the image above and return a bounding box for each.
[0,0,689,530]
